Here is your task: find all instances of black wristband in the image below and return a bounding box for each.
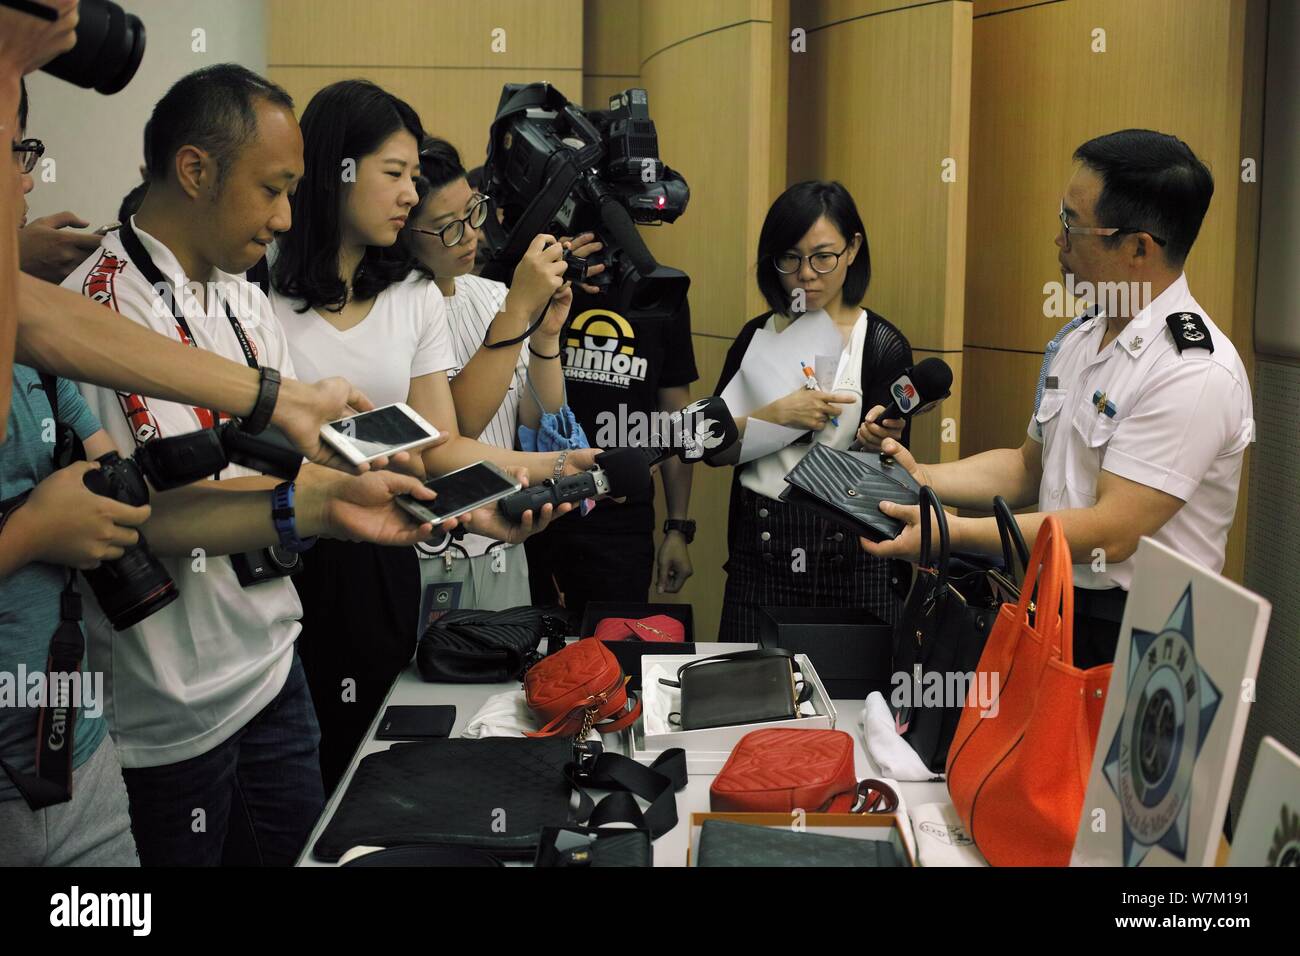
[244,366,280,435]
[528,343,561,360]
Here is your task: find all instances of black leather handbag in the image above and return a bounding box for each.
[659,648,814,731]
[779,444,921,542]
[416,606,566,683]
[890,488,999,774]
[312,738,687,862]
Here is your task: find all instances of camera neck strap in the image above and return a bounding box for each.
[118,222,259,434]
[0,377,86,811]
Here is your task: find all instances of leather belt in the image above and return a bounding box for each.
[1074,586,1128,624]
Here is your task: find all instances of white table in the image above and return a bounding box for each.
[297,657,950,867]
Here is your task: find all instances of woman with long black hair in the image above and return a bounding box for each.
[269,80,593,792]
[711,180,914,641]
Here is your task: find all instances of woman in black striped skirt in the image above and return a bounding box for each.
[712,181,914,641]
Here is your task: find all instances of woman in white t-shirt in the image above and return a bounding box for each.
[398,137,605,612]
[268,81,594,792]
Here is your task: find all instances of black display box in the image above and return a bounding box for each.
[757,606,894,700]
[580,602,697,692]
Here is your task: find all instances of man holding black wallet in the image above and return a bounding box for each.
[861,130,1251,670]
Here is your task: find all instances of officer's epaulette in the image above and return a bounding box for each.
[1166,312,1214,354]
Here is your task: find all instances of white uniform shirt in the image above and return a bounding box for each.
[1028,273,1252,591]
[64,218,304,769]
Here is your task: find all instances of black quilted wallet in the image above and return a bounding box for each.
[534,826,652,867]
[780,444,922,542]
[696,820,904,867]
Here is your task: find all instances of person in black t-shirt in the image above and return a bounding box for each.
[525,291,699,625]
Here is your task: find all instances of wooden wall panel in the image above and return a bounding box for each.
[639,0,769,66]
[267,66,584,172]
[268,0,583,68]
[787,0,971,465]
[959,347,1041,458]
[583,0,639,108]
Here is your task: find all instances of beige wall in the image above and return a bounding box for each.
[267,0,584,170]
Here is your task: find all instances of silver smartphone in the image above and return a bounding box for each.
[319,402,441,467]
[395,461,522,524]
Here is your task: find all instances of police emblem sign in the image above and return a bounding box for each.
[1071,537,1271,867]
[1228,736,1300,867]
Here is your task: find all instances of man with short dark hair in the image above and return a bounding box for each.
[863,129,1251,668]
[60,64,486,866]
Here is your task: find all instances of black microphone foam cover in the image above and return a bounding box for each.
[594,447,654,498]
[912,357,954,397]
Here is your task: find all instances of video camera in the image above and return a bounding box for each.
[479,83,691,321]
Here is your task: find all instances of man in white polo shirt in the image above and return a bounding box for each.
[863,129,1251,668]
[62,65,468,866]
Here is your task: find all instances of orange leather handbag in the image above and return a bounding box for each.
[524,638,642,738]
[944,515,1112,866]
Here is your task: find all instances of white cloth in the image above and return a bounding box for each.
[461,688,598,741]
[1027,273,1251,590]
[739,310,867,501]
[65,218,302,769]
[428,273,529,558]
[910,802,988,867]
[270,272,455,408]
[861,692,942,782]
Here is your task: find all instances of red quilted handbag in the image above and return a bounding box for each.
[710,729,897,813]
[524,638,642,738]
[590,614,686,643]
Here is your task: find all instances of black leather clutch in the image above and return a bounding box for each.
[534,826,652,867]
[696,819,904,867]
[780,444,921,542]
[661,648,812,731]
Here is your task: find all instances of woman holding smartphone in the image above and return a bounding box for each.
[269,80,594,792]
[710,181,914,641]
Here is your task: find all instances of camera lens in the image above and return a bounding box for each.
[40,0,147,96]
[82,546,179,631]
[80,452,178,630]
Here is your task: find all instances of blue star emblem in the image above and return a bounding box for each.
[1103,584,1220,866]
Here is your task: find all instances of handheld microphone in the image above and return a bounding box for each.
[497,448,651,522]
[638,395,740,468]
[879,358,953,421]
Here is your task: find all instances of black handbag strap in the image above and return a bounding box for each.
[566,747,687,840]
[917,486,951,593]
[992,495,1029,582]
[657,647,799,689]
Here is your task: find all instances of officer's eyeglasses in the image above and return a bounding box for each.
[773,244,852,275]
[409,195,489,247]
[12,138,44,174]
[1059,200,1166,249]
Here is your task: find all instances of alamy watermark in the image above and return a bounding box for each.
[1042,276,1153,322]
[891,668,1000,719]
[0,667,104,720]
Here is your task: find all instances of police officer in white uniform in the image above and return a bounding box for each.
[862,129,1251,668]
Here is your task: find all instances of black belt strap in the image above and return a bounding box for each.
[566,746,687,839]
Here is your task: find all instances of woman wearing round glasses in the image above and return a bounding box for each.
[397,136,604,614]
[710,180,914,640]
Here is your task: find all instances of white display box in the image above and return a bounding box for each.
[686,812,916,867]
[623,652,837,774]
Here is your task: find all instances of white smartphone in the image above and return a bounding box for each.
[319,403,441,467]
[395,461,523,524]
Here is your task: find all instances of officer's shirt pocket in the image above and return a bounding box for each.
[1068,397,1119,503]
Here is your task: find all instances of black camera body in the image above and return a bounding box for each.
[79,424,302,630]
[481,84,690,321]
[229,547,301,588]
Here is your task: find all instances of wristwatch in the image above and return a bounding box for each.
[271,481,318,553]
[663,519,696,544]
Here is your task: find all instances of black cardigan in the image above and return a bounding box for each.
[712,308,915,545]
